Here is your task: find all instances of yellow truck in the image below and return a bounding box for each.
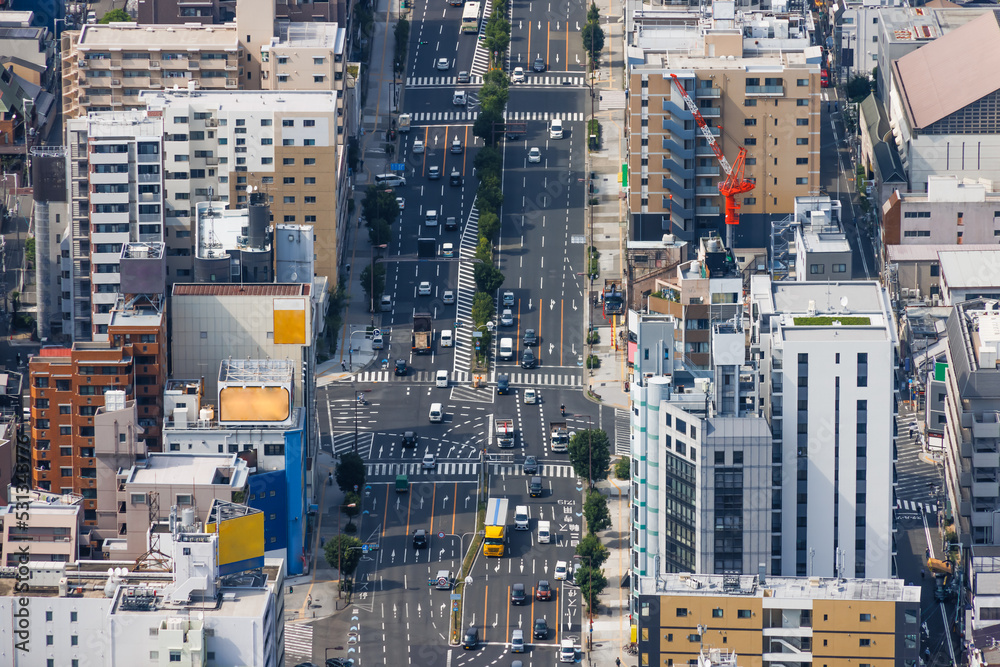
[483,497,509,557]
[927,557,953,575]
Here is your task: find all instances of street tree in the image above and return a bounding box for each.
[475,235,493,264]
[473,106,504,146]
[324,534,363,576]
[100,9,131,23]
[568,428,612,484]
[477,208,501,240]
[362,185,400,225]
[472,292,495,327]
[360,263,386,310]
[587,2,600,23]
[477,179,503,213]
[474,146,503,176]
[581,21,605,65]
[474,263,505,294]
[574,564,608,614]
[583,490,612,533]
[335,452,367,495]
[576,533,609,569]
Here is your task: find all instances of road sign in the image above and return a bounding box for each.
[373,328,382,337]
[450,593,462,600]
[362,545,369,553]
[438,531,445,539]
[437,576,449,587]
[452,601,459,612]
[390,162,405,171]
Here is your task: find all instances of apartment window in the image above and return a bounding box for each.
[261,157,273,165]
[859,639,871,647]
[712,608,724,618]
[46,636,53,646]
[283,215,296,222]
[305,215,317,222]
[796,118,809,126]
[676,608,688,617]
[173,116,188,124]
[170,652,182,662]
[904,230,931,238]
[283,177,295,184]
[283,139,294,146]
[264,444,285,456]
[737,610,751,618]
[71,636,78,646]
[796,157,808,165]
[261,119,272,126]
[284,196,295,204]
[810,264,824,275]
[304,158,316,165]
[305,177,316,184]
[796,138,809,145]
[304,119,316,127]
[744,118,757,126]
[796,177,808,185]
[832,264,847,273]
[313,74,326,83]
[262,176,274,184]
[744,99,757,106]
[303,139,316,146]
[46,611,53,621]
[930,264,940,277]
[176,494,192,506]
[796,99,809,106]
[282,119,294,127]
[744,197,756,205]
[744,138,757,146]
[261,138,273,145]
[305,196,317,204]
[796,78,808,86]
[859,613,871,622]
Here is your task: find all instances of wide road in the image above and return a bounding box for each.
[509,0,591,74]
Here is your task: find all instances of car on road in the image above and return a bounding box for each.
[401,431,417,448]
[535,580,551,601]
[412,529,428,549]
[497,374,510,395]
[521,347,536,369]
[451,137,463,153]
[422,452,437,470]
[511,67,525,83]
[533,617,549,639]
[394,359,407,376]
[326,659,355,667]
[436,369,449,387]
[527,147,541,163]
[559,639,575,663]
[554,560,570,581]
[450,168,463,186]
[436,57,450,70]
[445,216,459,230]
[533,56,546,72]
[371,332,384,350]
[418,281,432,296]
[500,309,514,326]
[523,388,537,404]
[442,242,454,258]
[502,290,515,306]
[529,476,543,497]
[511,628,525,653]
[458,70,471,83]
[510,582,527,605]
[523,455,538,474]
[396,196,405,210]
[550,118,564,139]
[440,329,453,347]
[425,209,439,226]
[443,290,455,304]
[523,329,537,346]
[412,138,424,153]
[428,165,441,179]
[463,626,479,650]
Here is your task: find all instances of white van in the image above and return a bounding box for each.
[499,337,514,360]
[429,402,444,423]
[380,295,392,312]
[514,505,529,530]
[538,520,551,544]
[440,329,453,347]
[436,370,449,388]
[375,173,406,187]
[549,118,564,139]
[413,138,425,154]
[425,210,439,227]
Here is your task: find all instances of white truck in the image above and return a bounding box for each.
[537,520,552,544]
[550,421,569,453]
[398,113,411,132]
[495,417,515,448]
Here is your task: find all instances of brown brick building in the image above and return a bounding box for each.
[28,298,166,524]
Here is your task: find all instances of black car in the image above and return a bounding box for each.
[450,168,463,186]
[522,329,538,346]
[529,476,543,497]
[497,374,510,395]
[533,57,546,72]
[394,359,407,376]
[533,617,549,639]
[511,582,527,605]
[326,659,355,667]
[445,216,459,230]
[412,529,428,549]
[401,431,417,448]
[521,347,536,369]
[463,626,479,649]
[523,455,538,475]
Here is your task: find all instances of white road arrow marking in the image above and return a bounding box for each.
[576,21,580,30]
[443,495,450,508]
[465,496,471,508]
[550,299,557,310]
[576,54,581,65]
[520,561,525,573]
[391,550,397,564]
[420,496,425,509]
[538,20,542,29]
[493,614,499,628]
[440,548,447,559]
[572,299,577,311]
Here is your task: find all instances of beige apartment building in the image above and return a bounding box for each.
[0,491,85,565]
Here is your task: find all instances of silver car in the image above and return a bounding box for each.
[500,309,514,326]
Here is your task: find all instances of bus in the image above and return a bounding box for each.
[461,2,481,34]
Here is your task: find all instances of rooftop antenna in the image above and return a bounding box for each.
[840,295,849,314]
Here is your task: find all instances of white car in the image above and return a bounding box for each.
[436,57,450,71]
[440,329,454,347]
[443,290,455,304]
[422,452,437,469]
[425,210,439,226]
[396,196,405,211]
[527,147,541,163]
[554,560,570,581]
[442,242,455,258]
[418,281,432,296]
[436,369,449,387]
[559,638,576,663]
[511,67,525,83]
[523,388,537,404]
[500,309,514,326]
[413,138,425,154]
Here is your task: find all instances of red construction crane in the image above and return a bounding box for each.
[669,74,755,249]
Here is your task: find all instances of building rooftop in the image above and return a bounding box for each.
[219,358,294,384]
[82,110,163,138]
[140,89,338,113]
[770,281,889,317]
[109,297,164,329]
[275,21,344,52]
[195,201,269,261]
[887,243,999,262]
[126,453,247,487]
[74,22,238,48]
[172,283,311,297]
[893,9,1000,129]
[939,250,1000,288]
[637,572,921,602]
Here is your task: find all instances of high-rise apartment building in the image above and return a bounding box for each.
[750,276,898,579]
[27,294,166,523]
[626,8,821,247]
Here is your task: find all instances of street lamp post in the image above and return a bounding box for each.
[370,243,387,324]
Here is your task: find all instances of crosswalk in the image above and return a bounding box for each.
[346,369,582,387]
[403,74,584,88]
[284,623,313,665]
[470,0,493,76]
[614,408,631,457]
[364,461,578,478]
[894,407,943,515]
[896,498,939,514]
[403,111,586,124]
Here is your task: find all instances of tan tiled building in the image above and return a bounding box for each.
[0,491,85,565]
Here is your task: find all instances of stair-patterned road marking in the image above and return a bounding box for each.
[614,408,631,457]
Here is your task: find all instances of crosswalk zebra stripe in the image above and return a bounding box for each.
[614,408,631,457]
[490,463,577,478]
[284,623,313,664]
[896,499,938,513]
[365,462,482,477]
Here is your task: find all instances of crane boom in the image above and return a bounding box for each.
[670,73,732,175]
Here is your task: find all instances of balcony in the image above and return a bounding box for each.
[695,166,720,177]
[698,87,721,98]
[699,106,720,118]
[226,79,238,88]
[746,85,785,97]
[149,61,161,69]
[696,206,721,216]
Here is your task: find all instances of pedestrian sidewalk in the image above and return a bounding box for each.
[587,480,634,667]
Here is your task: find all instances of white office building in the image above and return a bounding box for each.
[750,276,898,579]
